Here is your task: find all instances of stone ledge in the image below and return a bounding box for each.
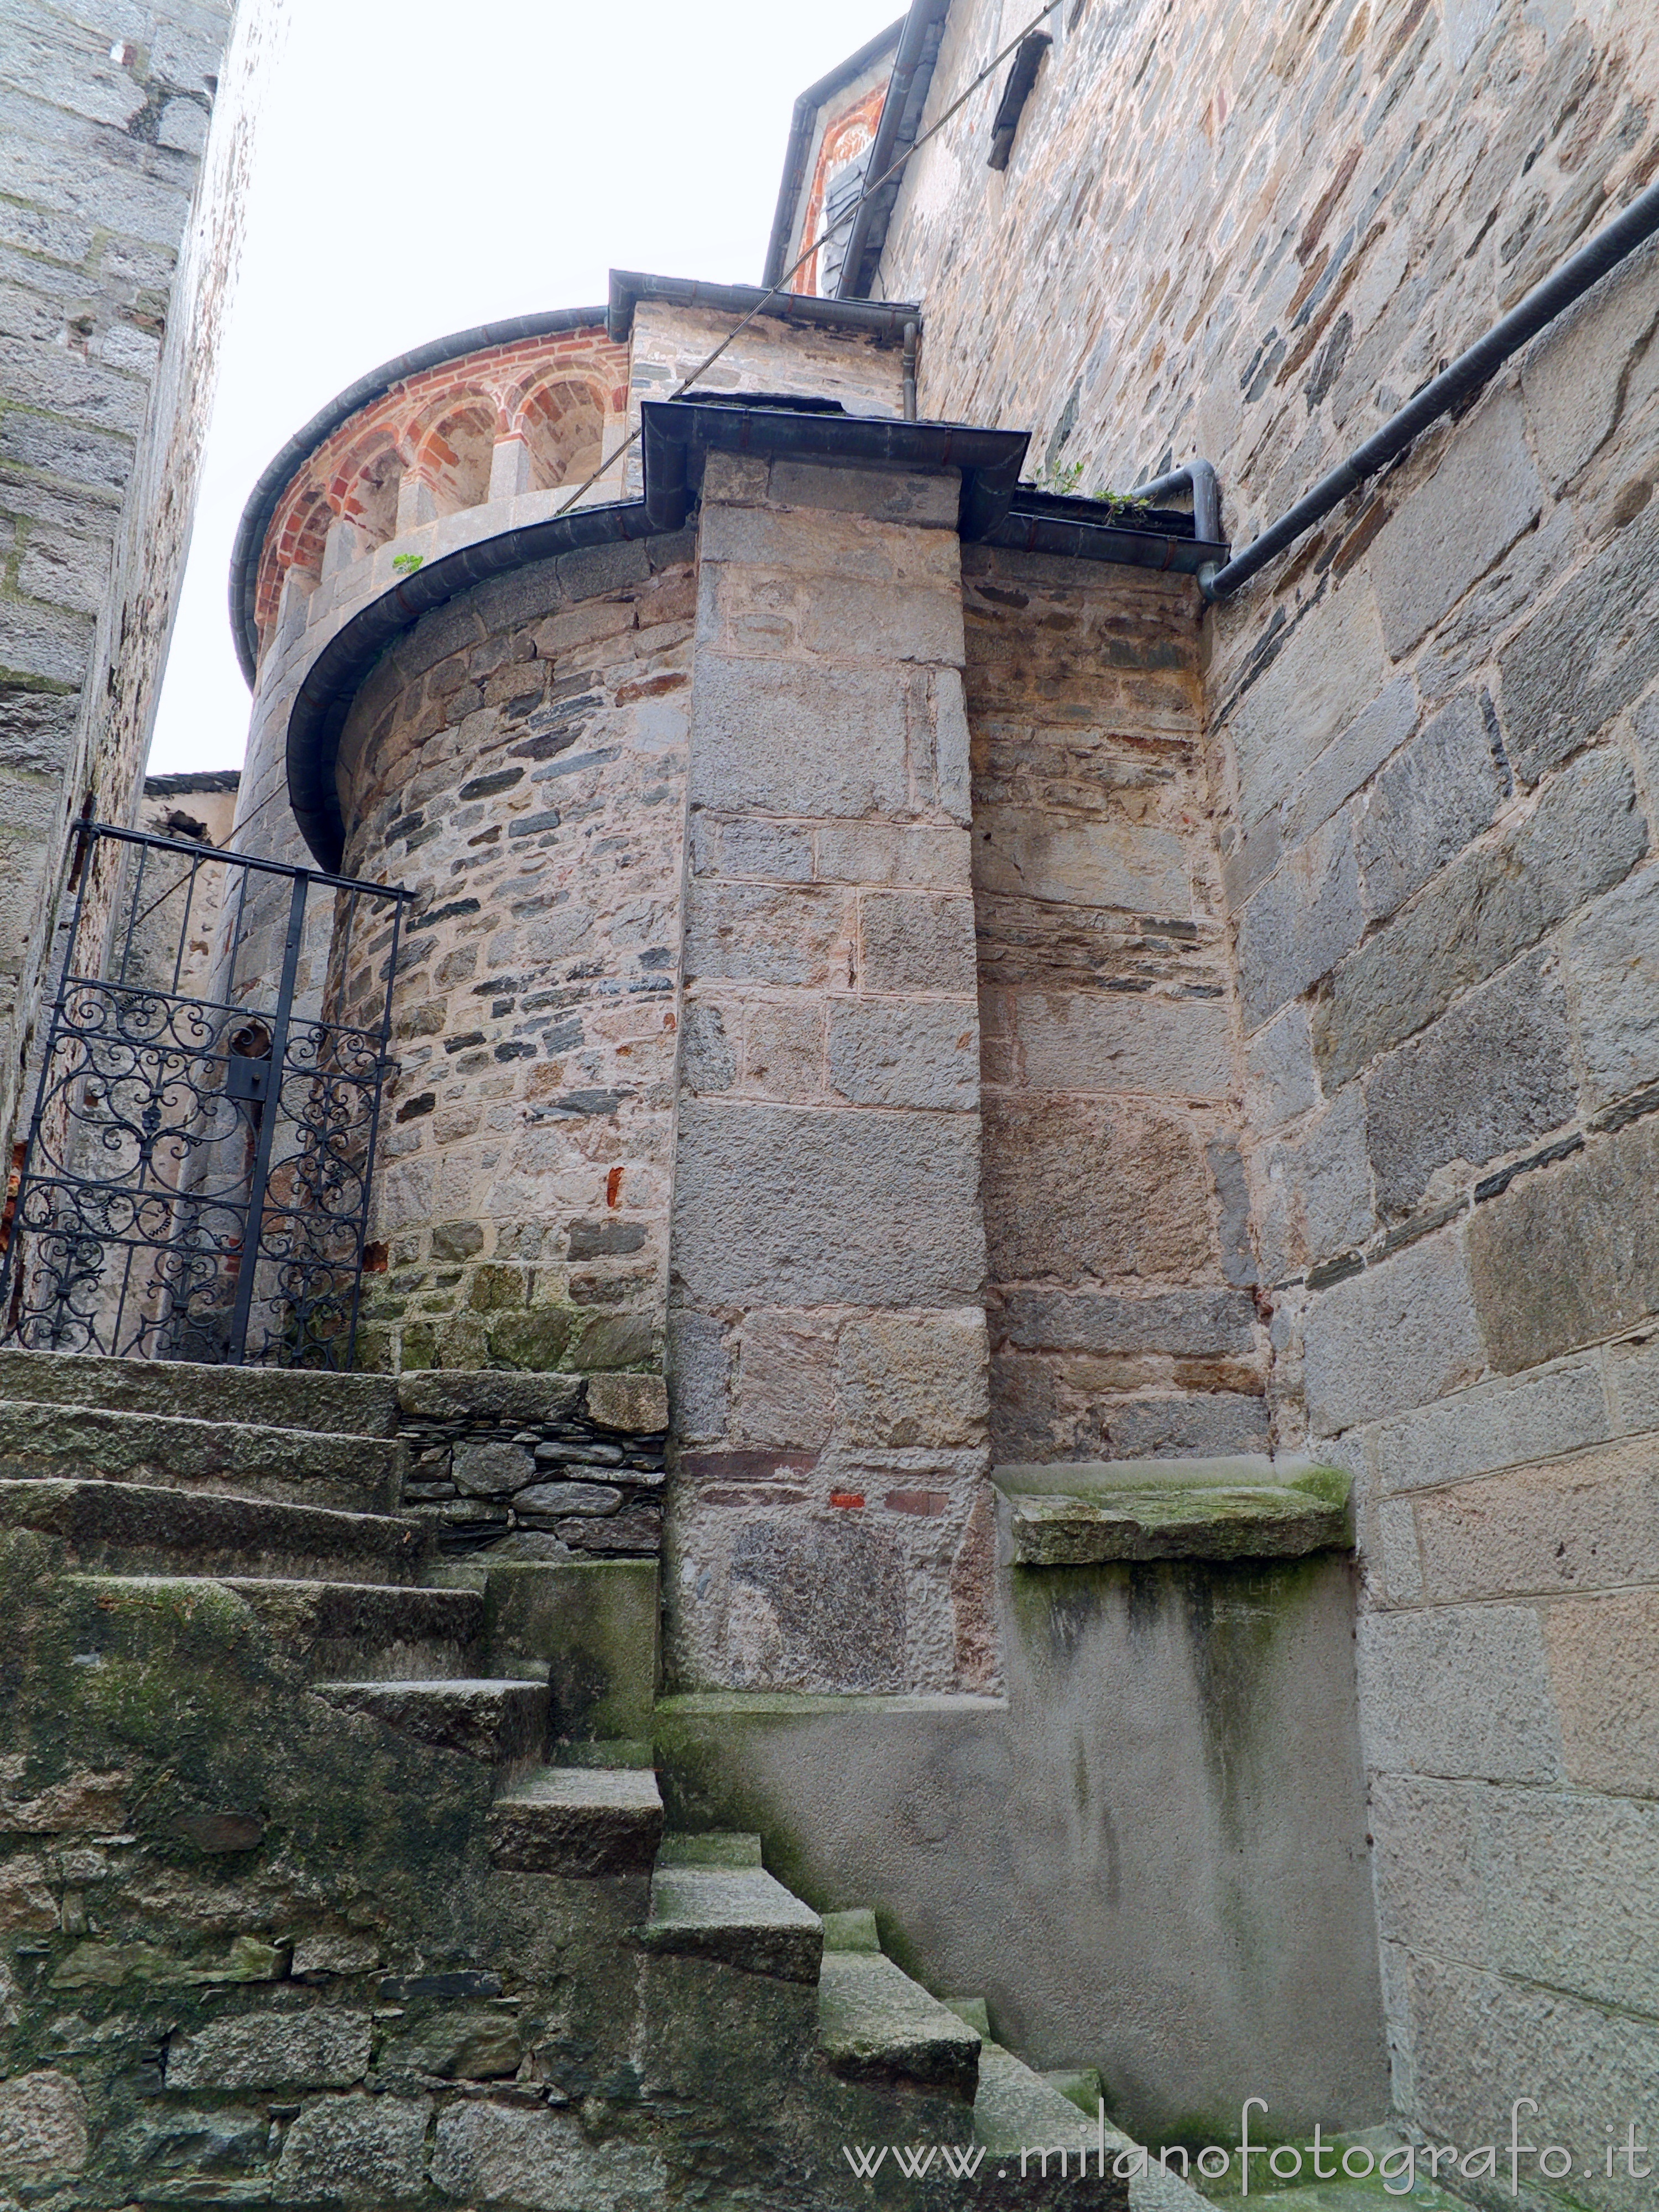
[994,1458,1352,1566]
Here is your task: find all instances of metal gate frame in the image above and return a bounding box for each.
[0,821,410,1370]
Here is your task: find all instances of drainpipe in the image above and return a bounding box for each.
[902,321,919,420]
[1129,459,1223,593]
[1204,172,1659,602]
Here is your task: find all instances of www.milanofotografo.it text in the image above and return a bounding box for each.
[841,2097,1657,2193]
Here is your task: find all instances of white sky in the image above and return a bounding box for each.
[147,0,904,776]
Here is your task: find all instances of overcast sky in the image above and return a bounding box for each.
[147,0,904,776]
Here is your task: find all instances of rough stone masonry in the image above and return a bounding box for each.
[0,0,280,1160]
[875,0,1659,2187]
[4,0,1659,2195]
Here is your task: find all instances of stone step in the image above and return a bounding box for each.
[657,1829,763,1867]
[487,1764,664,1874]
[552,1736,655,1768]
[642,1835,823,1982]
[0,1345,398,1435]
[0,1399,406,1514]
[1046,2065,1107,2118]
[818,1910,980,2099]
[472,1557,660,1747]
[61,1574,484,1682]
[973,2041,1131,2208]
[0,1477,424,1583]
[310,1678,547,1768]
[997,1457,1350,1566]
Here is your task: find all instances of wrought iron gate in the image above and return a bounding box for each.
[0,822,409,1369]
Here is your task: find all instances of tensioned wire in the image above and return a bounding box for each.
[551,0,1066,519]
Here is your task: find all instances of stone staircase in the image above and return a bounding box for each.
[0,1346,1170,2208]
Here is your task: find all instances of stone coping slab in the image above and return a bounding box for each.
[994,1458,1351,1566]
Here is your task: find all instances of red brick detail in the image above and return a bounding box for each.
[682,1449,820,1483]
[253,325,628,649]
[884,1489,950,1516]
[794,84,885,297]
[829,1490,867,1509]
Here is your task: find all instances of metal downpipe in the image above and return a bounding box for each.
[1128,459,1222,592]
[1203,174,1659,602]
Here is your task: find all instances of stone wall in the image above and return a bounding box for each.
[622,302,905,498]
[0,0,278,1164]
[335,535,696,1389]
[665,448,996,1699]
[875,0,1659,2178]
[962,545,1268,1468]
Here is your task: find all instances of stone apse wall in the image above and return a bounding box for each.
[0,0,278,1163]
[876,0,1659,2182]
[234,293,1384,2118]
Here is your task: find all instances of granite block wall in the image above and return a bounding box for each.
[665,448,998,1699]
[961,544,1269,1469]
[877,0,1659,2179]
[0,0,278,1163]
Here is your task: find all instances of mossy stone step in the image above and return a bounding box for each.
[822,1906,881,1952]
[478,1558,659,1745]
[819,1949,982,2098]
[311,1677,546,1766]
[973,2041,1129,2206]
[0,1477,425,1583]
[1046,2065,1107,2118]
[63,1574,484,1681]
[643,1843,822,1981]
[488,1765,662,1874]
[553,1737,655,1769]
[658,1829,762,1867]
[0,1398,406,1514]
[0,1345,398,1435]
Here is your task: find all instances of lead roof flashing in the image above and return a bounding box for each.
[639,394,1028,538]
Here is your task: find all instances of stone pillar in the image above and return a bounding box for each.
[667,450,995,1697]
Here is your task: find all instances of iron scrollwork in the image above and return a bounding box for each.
[0,823,409,1370]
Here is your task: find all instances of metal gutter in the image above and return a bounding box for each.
[606,271,919,347]
[227,306,607,687]
[986,486,1228,577]
[762,17,905,291]
[284,397,1027,874]
[1207,173,1659,601]
[281,401,1224,877]
[834,0,952,300]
